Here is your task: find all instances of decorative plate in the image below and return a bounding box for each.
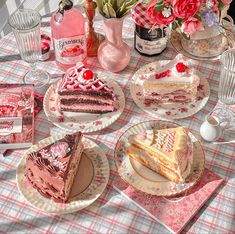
[130,60,210,119]
[170,32,226,61]
[114,120,205,197]
[44,75,125,133]
[16,136,110,214]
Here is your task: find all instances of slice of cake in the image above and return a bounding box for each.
[143,54,200,104]
[58,63,116,114]
[126,127,193,183]
[26,132,83,203]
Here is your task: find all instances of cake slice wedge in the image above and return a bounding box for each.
[143,54,200,104]
[58,63,116,114]
[126,127,193,183]
[26,132,83,203]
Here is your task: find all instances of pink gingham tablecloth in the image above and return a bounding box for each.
[0,12,234,234]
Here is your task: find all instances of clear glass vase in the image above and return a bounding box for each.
[98,17,131,73]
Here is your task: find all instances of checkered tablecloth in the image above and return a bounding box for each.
[0,11,234,234]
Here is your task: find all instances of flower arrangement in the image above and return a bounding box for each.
[145,0,232,38]
[96,0,138,18]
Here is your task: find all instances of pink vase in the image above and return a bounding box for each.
[98,17,131,73]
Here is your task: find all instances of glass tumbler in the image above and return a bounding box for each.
[213,49,235,124]
[8,9,49,88]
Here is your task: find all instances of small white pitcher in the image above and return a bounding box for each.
[200,114,229,142]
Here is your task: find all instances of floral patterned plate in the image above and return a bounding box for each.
[114,120,205,196]
[44,76,125,133]
[16,135,110,214]
[130,59,210,119]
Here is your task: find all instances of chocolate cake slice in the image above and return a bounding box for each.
[58,63,116,114]
[26,132,83,203]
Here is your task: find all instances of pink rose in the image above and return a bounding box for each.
[147,1,176,26]
[173,0,200,19]
[220,0,232,4]
[181,17,204,35]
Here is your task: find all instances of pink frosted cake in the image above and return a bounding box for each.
[143,55,200,104]
[58,63,116,114]
[26,132,83,203]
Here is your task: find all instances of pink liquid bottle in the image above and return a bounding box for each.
[51,0,86,71]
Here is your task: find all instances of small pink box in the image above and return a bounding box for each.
[0,84,34,150]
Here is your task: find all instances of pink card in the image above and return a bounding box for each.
[0,84,34,150]
[113,169,223,234]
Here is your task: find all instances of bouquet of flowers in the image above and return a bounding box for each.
[146,0,232,38]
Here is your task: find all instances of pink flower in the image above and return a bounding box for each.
[173,0,200,19]
[220,0,232,4]
[147,1,175,26]
[181,17,204,35]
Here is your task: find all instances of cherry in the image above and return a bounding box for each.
[83,69,94,80]
[176,63,188,73]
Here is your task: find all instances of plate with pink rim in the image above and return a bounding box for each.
[130,60,210,119]
[114,120,205,197]
[43,75,125,133]
[16,135,110,214]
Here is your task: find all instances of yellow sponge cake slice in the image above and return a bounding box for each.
[126,127,193,183]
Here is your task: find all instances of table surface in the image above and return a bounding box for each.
[0,13,235,234]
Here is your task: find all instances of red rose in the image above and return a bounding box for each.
[172,0,200,19]
[147,2,175,26]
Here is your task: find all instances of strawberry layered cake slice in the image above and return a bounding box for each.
[143,55,200,104]
[58,63,116,114]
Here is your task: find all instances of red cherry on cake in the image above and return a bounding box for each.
[176,63,188,73]
[83,69,94,80]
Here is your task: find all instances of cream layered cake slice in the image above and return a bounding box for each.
[143,55,200,104]
[126,127,193,183]
[26,132,83,203]
[58,63,116,114]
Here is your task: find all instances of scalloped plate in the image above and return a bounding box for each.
[114,120,205,196]
[16,136,109,214]
[44,75,125,133]
[130,60,210,119]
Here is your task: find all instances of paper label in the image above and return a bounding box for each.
[0,117,22,135]
[135,34,167,55]
[54,35,86,65]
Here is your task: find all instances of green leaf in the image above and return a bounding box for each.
[154,4,165,12]
[103,3,116,18]
[171,21,178,30]
[176,18,183,26]
[182,32,190,40]
[194,14,202,21]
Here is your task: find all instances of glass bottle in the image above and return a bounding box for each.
[51,0,86,70]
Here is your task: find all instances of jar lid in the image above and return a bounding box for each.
[132,2,154,29]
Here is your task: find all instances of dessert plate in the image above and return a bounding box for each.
[44,75,125,133]
[114,120,205,197]
[16,136,110,214]
[130,60,210,119]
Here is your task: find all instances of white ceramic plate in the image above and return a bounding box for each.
[114,120,205,197]
[44,75,125,133]
[16,136,110,214]
[130,60,210,119]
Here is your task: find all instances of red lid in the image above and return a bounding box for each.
[132,2,154,29]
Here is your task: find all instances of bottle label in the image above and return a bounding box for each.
[54,35,86,65]
[135,33,167,55]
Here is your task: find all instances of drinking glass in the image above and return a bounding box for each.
[8,9,49,88]
[214,49,235,124]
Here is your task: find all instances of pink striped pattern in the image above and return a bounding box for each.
[0,12,234,234]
